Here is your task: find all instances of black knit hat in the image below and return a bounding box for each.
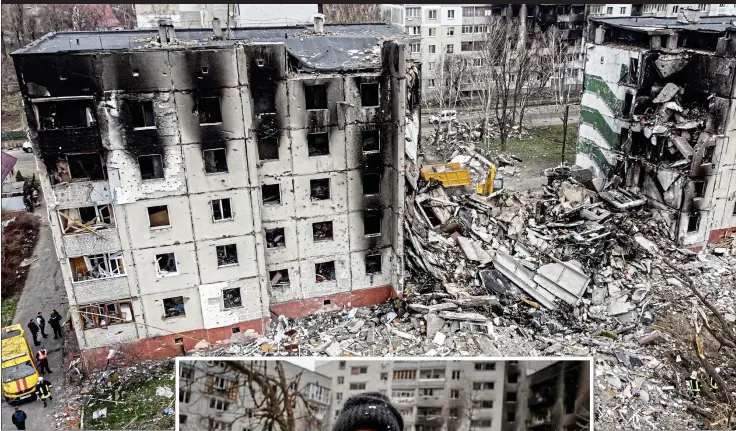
[333,392,404,431]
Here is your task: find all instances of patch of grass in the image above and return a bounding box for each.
[1,296,20,327]
[485,123,579,167]
[84,375,175,430]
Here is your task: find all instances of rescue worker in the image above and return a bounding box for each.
[11,407,27,430]
[36,312,48,338]
[48,310,63,339]
[35,377,52,408]
[333,392,404,431]
[27,319,40,346]
[36,347,51,374]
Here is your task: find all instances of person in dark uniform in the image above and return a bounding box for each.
[27,320,40,346]
[11,407,27,430]
[48,310,63,339]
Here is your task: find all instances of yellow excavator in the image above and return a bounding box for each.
[420,163,501,195]
[475,164,498,196]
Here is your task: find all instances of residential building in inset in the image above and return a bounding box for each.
[589,3,736,18]
[577,14,736,247]
[11,18,419,368]
[178,360,332,430]
[134,4,321,29]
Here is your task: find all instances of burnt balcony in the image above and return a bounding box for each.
[38,127,102,154]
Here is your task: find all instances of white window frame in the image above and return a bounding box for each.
[428,9,437,20]
[427,79,436,88]
[155,252,179,277]
[216,244,239,267]
[406,7,420,18]
[606,6,613,14]
[447,27,454,36]
[428,45,436,54]
[213,376,229,390]
[428,27,436,37]
[447,9,455,19]
[409,42,420,53]
[211,198,233,222]
[428,62,435,71]
[409,26,420,35]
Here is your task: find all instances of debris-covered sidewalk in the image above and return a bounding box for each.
[190,154,735,429]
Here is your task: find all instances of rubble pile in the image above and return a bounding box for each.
[427,118,529,161]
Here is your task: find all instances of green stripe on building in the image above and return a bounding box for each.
[580,107,621,151]
[577,137,616,178]
[583,75,622,117]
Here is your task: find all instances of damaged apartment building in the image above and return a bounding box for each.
[576,13,736,247]
[11,17,420,365]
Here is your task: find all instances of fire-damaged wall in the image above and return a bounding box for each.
[13,30,415,354]
[577,26,736,247]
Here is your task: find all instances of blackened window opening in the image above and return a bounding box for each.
[37,100,96,130]
[198,97,223,124]
[694,181,706,198]
[365,254,381,274]
[265,228,285,248]
[310,178,330,200]
[258,136,279,161]
[364,212,381,236]
[262,184,281,205]
[315,261,336,282]
[622,93,633,117]
[363,173,381,195]
[702,145,715,163]
[138,154,164,180]
[308,133,329,156]
[361,83,379,107]
[130,101,155,128]
[156,253,178,274]
[305,84,328,110]
[222,288,242,309]
[687,212,700,232]
[163,296,185,318]
[216,244,238,266]
[67,154,105,181]
[362,129,380,153]
[269,269,290,288]
[312,221,333,241]
[563,366,581,414]
[148,205,171,228]
[203,148,228,173]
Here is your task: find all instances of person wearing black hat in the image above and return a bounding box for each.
[333,392,404,431]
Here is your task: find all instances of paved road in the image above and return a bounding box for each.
[421,105,581,131]
[2,198,68,431]
[4,148,39,180]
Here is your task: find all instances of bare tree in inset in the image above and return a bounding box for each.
[323,4,389,24]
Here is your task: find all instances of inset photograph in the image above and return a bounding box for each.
[177,358,591,431]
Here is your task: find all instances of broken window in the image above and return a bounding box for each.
[66,153,105,181]
[507,392,517,402]
[312,221,333,242]
[69,252,126,282]
[365,253,381,274]
[262,184,281,205]
[147,205,171,228]
[315,261,336,282]
[628,58,639,84]
[307,133,330,156]
[203,148,228,174]
[78,300,133,330]
[198,97,223,125]
[130,101,155,129]
[216,244,238,266]
[508,373,519,383]
[687,212,700,233]
[362,129,380,153]
[209,398,230,412]
[472,382,495,390]
[222,287,242,309]
[59,205,114,234]
[269,269,290,289]
[363,211,381,236]
[211,199,233,221]
[36,100,96,130]
[258,136,279,161]
[622,93,633,117]
[139,154,164,180]
[156,253,178,276]
[694,181,706,198]
[305,84,328,110]
[310,178,330,200]
[360,83,379,107]
[265,228,285,248]
[363,173,381,195]
[163,296,185,318]
[702,145,715,163]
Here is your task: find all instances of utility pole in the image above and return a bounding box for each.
[561,104,570,164]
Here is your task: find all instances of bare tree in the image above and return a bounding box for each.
[423,50,470,146]
[110,4,137,29]
[73,4,117,31]
[323,4,388,24]
[38,4,74,32]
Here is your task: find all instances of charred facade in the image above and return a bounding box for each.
[577,15,736,247]
[11,19,420,364]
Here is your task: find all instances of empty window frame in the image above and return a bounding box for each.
[258,135,279,161]
[203,148,228,174]
[163,296,185,318]
[305,84,328,110]
[349,382,367,390]
[506,392,517,402]
[694,181,706,198]
[211,199,233,221]
[365,253,381,274]
[198,96,223,125]
[222,287,242,309]
[138,154,164,180]
[36,100,96,130]
[310,178,330,200]
[78,300,133,329]
[65,153,106,181]
[312,221,334,242]
[473,381,495,390]
[508,373,519,383]
[269,269,290,288]
[209,398,230,412]
[130,101,155,129]
[262,184,281,205]
[362,129,380,153]
[687,212,701,232]
[59,205,114,234]
[216,244,238,266]
[156,253,178,276]
[473,400,494,409]
[179,389,191,403]
[363,173,380,195]
[360,83,379,107]
[265,228,286,248]
[69,252,125,282]
[315,260,336,282]
[475,362,496,371]
[307,132,330,156]
[351,366,368,374]
[148,205,171,228]
[363,211,381,236]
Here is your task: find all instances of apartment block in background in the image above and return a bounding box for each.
[589,3,736,18]
[11,18,419,368]
[134,4,321,28]
[577,14,736,247]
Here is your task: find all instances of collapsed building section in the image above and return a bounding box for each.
[577,15,736,247]
[11,18,419,368]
